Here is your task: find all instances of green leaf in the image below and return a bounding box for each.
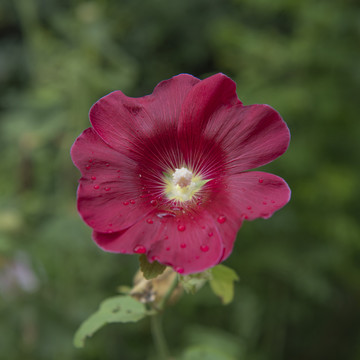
[209,265,239,305]
[139,254,166,280]
[181,346,236,360]
[73,295,147,348]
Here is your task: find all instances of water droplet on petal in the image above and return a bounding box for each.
[247,206,252,210]
[93,185,100,190]
[271,200,275,204]
[217,215,226,224]
[259,178,264,183]
[123,201,129,206]
[150,200,157,206]
[151,256,159,262]
[200,245,209,252]
[177,224,186,232]
[146,219,153,224]
[174,266,184,274]
[104,187,111,191]
[130,199,136,204]
[244,215,249,220]
[89,159,93,163]
[180,243,186,249]
[166,247,171,251]
[85,165,91,170]
[156,212,176,219]
[263,201,267,205]
[105,163,110,167]
[208,232,213,237]
[91,176,96,180]
[170,206,183,211]
[134,245,146,254]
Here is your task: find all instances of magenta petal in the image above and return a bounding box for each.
[90,74,200,152]
[203,103,290,172]
[93,210,224,275]
[71,128,151,232]
[227,171,291,221]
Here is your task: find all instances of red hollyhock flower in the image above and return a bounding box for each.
[71,73,290,275]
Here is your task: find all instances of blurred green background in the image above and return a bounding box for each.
[1,0,359,359]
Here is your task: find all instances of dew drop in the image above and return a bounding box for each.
[134,245,146,254]
[85,165,91,170]
[271,200,275,204]
[105,163,110,167]
[177,224,186,232]
[156,212,176,219]
[93,185,100,190]
[164,235,169,240]
[91,176,96,180]
[247,206,252,210]
[195,256,200,260]
[89,159,93,163]
[244,215,249,220]
[151,256,159,262]
[200,245,209,252]
[263,201,267,205]
[174,266,184,274]
[123,201,129,206]
[170,206,183,211]
[146,219,153,224]
[217,215,226,224]
[104,187,111,191]
[166,247,171,251]
[150,200,157,206]
[208,232,213,237]
[130,199,136,204]
[180,243,187,249]
[258,178,264,183]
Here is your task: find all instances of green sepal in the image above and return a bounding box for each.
[73,295,147,348]
[181,270,212,294]
[139,254,166,280]
[209,265,239,305]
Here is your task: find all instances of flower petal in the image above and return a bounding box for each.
[89,74,200,153]
[204,104,290,172]
[71,128,151,232]
[93,210,225,275]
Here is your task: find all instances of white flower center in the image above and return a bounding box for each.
[164,167,208,202]
[172,167,193,188]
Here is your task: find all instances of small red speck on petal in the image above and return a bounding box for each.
[89,159,93,163]
[134,245,146,254]
[93,185,100,189]
[247,206,252,210]
[177,224,186,232]
[200,245,209,252]
[146,219,153,224]
[123,201,129,206]
[151,256,159,262]
[91,176,96,180]
[208,232,213,237]
[217,215,226,224]
[180,243,186,249]
[271,200,275,204]
[259,179,264,183]
[175,266,184,274]
[166,247,171,251]
[263,201,267,205]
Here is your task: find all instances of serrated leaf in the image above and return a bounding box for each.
[74,295,146,348]
[209,265,239,305]
[181,346,236,360]
[139,254,166,280]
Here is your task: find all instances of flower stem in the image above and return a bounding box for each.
[151,313,169,360]
[151,274,180,360]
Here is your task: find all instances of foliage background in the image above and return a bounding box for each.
[1,0,359,359]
